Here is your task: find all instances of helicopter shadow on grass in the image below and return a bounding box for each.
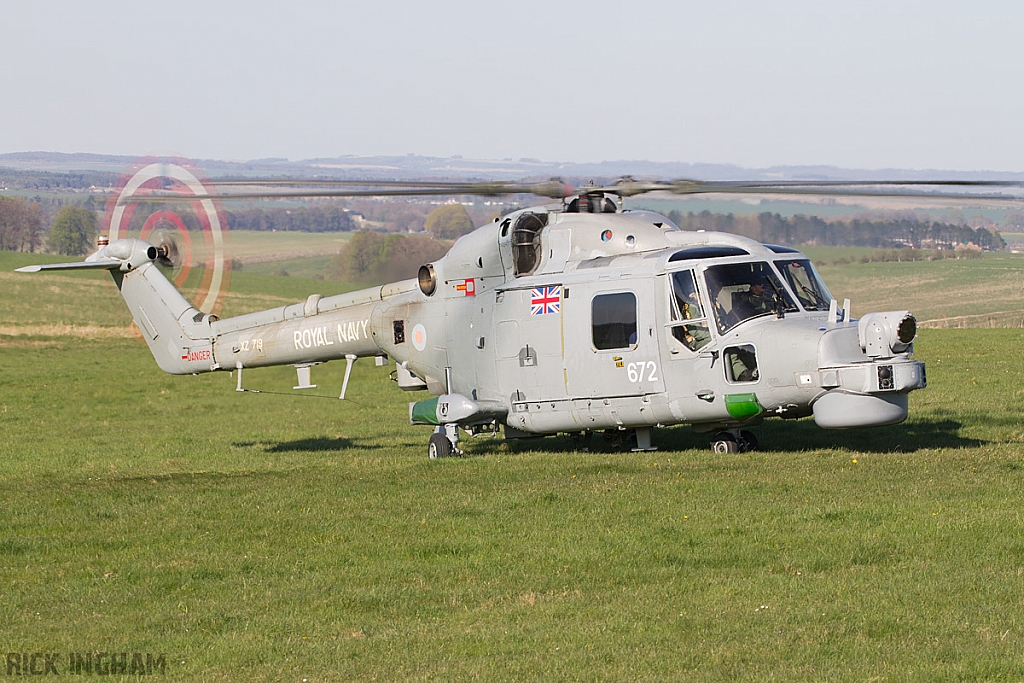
[716,416,983,454]
[465,415,984,456]
[232,435,382,454]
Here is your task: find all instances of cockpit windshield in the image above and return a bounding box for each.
[775,259,833,311]
[704,262,798,334]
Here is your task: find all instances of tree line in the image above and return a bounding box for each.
[325,205,476,284]
[0,168,119,191]
[0,196,44,252]
[329,231,450,285]
[225,202,478,237]
[667,210,1006,251]
[0,196,98,254]
[4,195,1008,265]
[226,204,356,232]
[0,197,480,259]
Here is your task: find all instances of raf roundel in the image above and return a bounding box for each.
[411,323,427,351]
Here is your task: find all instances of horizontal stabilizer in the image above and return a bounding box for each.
[16,259,121,273]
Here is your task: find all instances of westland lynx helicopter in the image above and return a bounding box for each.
[18,166,1022,457]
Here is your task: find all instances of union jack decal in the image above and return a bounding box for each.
[530,286,561,315]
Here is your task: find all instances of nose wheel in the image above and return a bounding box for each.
[710,429,758,453]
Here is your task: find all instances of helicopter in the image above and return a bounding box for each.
[18,166,1022,457]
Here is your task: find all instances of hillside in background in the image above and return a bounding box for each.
[2,152,1023,256]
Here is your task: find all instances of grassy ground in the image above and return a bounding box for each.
[3,246,1024,680]
[2,329,1023,680]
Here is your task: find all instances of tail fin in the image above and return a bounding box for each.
[18,239,217,374]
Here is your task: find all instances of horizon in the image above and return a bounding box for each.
[4,150,1024,183]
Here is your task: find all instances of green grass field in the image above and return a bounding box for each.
[3,246,1024,680]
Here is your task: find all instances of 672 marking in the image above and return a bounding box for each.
[627,361,658,383]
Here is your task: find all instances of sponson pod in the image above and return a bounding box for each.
[410,394,508,426]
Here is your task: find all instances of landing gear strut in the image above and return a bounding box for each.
[428,424,462,459]
[710,429,759,454]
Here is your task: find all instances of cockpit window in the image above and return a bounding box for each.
[670,270,704,320]
[704,262,798,334]
[668,270,711,352]
[775,259,833,311]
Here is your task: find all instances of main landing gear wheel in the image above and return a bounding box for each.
[711,433,739,454]
[738,430,759,452]
[602,429,636,450]
[711,430,759,454]
[428,432,454,459]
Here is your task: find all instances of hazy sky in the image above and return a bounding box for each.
[2,1,1022,171]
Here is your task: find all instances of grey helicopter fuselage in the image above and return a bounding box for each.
[23,199,925,452]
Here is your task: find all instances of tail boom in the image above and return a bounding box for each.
[18,238,412,377]
[211,297,383,370]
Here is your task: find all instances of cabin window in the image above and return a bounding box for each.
[592,292,637,350]
[668,270,711,352]
[704,262,798,334]
[725,344,759,382]
[775,259,833,311]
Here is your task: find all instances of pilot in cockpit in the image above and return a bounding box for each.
[732,280,774,319]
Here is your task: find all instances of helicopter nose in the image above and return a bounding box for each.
[813,318,925,429]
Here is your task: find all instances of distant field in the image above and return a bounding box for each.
[239,254,338,280]
[226,229,353,264]
[1001,231,1024,248]
[814,251,1024,328]
[796,245,878,263]
[3,255,1024,680]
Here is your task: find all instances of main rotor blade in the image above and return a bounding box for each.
[597,178,1024,201]
[212,178,563,189]
[119,179,575,204]
[114,176,1024,205]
